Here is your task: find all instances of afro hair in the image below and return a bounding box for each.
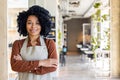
[17,5,53,37]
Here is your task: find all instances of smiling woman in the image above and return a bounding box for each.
[10,5,58,80]
[26,15,41,46]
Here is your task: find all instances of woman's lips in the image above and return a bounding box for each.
[30,29,37,33]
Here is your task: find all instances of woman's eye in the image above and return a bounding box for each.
[36,22,40,25]
[27,22,32,24]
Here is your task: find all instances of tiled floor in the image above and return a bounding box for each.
[56,55,120,80]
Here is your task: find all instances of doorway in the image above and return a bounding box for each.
[64,18,91,55]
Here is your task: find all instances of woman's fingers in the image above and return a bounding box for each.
[14,54,22,60]
[50,64,57,68]
[39,59,58,67]
[49,59,58,65]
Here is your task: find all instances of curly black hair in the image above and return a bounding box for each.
[17,5,52,37]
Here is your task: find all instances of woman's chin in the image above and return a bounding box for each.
[29,33,40,36]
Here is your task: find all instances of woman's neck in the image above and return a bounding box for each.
[28,35,40,42]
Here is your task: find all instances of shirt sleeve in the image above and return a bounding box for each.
[33,39,58,75]
[10,40,39,72]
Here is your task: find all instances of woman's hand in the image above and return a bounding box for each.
[39,59,58,68]
[14,54,22,60]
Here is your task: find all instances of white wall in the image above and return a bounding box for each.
[45,0,57,16]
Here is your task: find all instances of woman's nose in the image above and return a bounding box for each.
[31,23,36,27]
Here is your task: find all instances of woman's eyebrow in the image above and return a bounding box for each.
[27,20,31,21]
[27,20,39,22]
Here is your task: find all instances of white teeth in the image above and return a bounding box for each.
[31,29,37,33]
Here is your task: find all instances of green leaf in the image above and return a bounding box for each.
[94,2,101,8]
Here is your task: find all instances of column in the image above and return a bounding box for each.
[0,0,8,80]
[111,0,120,77]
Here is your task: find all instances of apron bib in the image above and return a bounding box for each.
[18,36,53,80]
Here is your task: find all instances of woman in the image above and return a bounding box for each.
[10,5,58,80]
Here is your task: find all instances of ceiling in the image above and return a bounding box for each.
[60,0,98,19]
[60,0,109,20]
[68,0,95,16]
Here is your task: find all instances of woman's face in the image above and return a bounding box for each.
[26,15,41,36]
